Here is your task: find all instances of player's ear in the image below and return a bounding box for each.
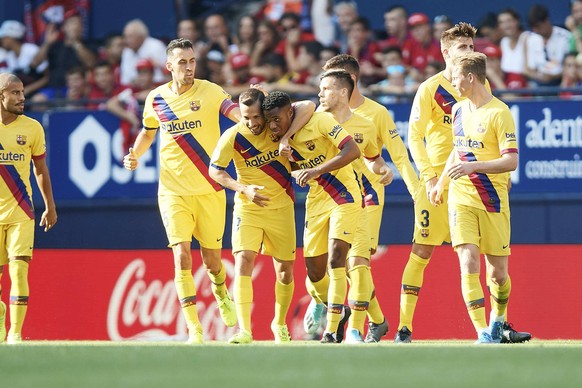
[166,61,172,72]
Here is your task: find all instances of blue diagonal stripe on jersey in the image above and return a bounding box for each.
[234,133,262,157]
[152,94,179,122]
[453,106,464,136]
[435,85,457,115]
[459,151,501,212]
[361,173,379,206]
[0,143,34,218]
[290,148,305,161]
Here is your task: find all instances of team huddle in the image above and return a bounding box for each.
[0,22,531,345]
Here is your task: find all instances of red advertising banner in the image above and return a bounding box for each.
[1,245,580,341]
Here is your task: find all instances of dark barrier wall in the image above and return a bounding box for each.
[30,98,582,249]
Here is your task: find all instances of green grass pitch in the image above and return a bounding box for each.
[2,340,582,388]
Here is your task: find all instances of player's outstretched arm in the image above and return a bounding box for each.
[33,158,57,232]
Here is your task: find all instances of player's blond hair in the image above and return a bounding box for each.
[453,52,487,84]
[440,22,477,49]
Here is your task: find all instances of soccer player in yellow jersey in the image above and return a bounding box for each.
[397,23,529,343]
[430,52,518,343]
[123,38,240,344]
[209,88,315,344]
[320,54,419,342]
[0,73,57,344]
[318,70,394,343]
[263,91,361,343]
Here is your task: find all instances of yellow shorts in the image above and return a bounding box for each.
[303,202,363,258]
[349,206,372,259]
[366,204,383,251]
[232,204,296,261]
[0,219,35,265]
[449,203,511,256]
[413,181,450,245]
[158,191,226,249]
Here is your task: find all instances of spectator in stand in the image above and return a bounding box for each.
[261,0,304,22]
[346,17,383,86]
[203,14,235,58]
[259,52,292,87]
[379,5,409,50]
[423,60,445,79]
[498,8,546,90]
[367,63,417,104]
[233,16,258,57]
[250,20,280,70]
[30,11,96,100]
[224,52,265,98]
[481,44,507,90]
[99,33,124,85]
[275,12,315,73]
[120,19,166,86]
[333,1,359,53]
[177,19,206,78]
[310,0,335,46]
[319,45,341,67]
[565,0,582,54]
[0,20,47,95]
[107,58,157,154]
[402,13,444,82]
[32,66,89,110]
[205,49,228,86]
[267,40,324,95]
[88,61,125,109]
[526,4,572,86]
[475,12,504,51]
[433,15,454,42]
[559,52,582,97]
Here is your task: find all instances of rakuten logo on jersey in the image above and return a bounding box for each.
[107,258,239,341]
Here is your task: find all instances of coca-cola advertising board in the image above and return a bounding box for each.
[1,245,581,341]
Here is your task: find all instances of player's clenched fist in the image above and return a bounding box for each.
[124,147,139,170]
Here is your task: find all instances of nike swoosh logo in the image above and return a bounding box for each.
[442,100,455,106]
[217,237,223,242]
[343,231,351,235]
[241,147,252,153]
[502,244,509,249]
[391,134,400,139]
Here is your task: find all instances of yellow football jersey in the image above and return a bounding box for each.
[288,112,362,214]
[142,79,233,196]
[409,72,491,183]
[331,112,380,207]
[449,97,518,213]
[354,97,419,199]
[211,122,294,210]
[0,115,46,224]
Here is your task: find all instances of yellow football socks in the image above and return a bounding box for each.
[347,265,371,333]
[174,269,202,334]
[235,275,253,333]
[367,273,385,324]
[325,267,347,334]
[209,263,228,300]
[490,275,511,319]
[273,280,294,326]
[8,260,29,337]
[305,272,329,305]
[398,253,429,331]
[461,273,487,333]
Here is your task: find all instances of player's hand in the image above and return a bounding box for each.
[296,168,320,187]
[250,83,268,96]
[243,185,270,207]
[425,176,438,198]
[279,137,291,158]
[448,162,474,180]
[378,165,394,185]
[40,207,57,232]
[123,147,138,171]
[429,182,444,207]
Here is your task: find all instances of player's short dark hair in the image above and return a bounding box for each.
[440,22,477,49]
[320,69,355,99]
[322,54,360,79]
[166,38,193,57]
[239,88,265,107]
[262,91,291,111]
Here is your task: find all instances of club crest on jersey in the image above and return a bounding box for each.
[476,123,486,133]
[190,100,201,111]
[270,133,280,142]
[421,228,429,238]
[16,135,27,145]
[305,140,315,151]
[354,133,363,143]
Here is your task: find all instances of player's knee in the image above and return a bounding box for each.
[306,266,325,282]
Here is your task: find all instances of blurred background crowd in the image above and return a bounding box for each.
[1,0,582,120]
